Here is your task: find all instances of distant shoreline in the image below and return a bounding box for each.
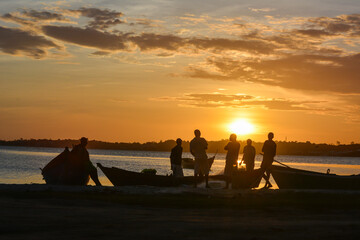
[1,139,360,157]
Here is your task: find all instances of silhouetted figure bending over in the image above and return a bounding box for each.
[224,134,240,189]
[190,129,209,188]
[243,139,256,171]
[72,137,102,186]
[261,132,276,188]
[170,138,184,177]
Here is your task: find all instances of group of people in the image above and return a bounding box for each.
[170,130,277,189]
[76,130,276,188]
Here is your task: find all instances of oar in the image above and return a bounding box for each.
[213,149,218,158]
[273,159,291,168]
[260,152,291,168]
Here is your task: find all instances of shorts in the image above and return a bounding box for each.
[224,163,236,177]
[260,158,273,170]
[194,157,210,175]
[246,162,254,171]
[171,164,184,177]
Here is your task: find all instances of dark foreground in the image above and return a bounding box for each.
[1,184,360,240]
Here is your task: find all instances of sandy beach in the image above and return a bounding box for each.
[1,184,360,240]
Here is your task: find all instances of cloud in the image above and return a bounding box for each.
[91,51,111,56]
[22,10,68,22]
[129,33,185,51]
[153,93,320,111]
[70,7,124,30]
[187,53,360,94]
[308,14,360,34]
[128,18,163,27]
[0,10,71,26]
[0,13,34,26]
[42,25,127,50]
[0,26,59,58]
[295,29,333,38]
[249,8,275,13]
[187,37,275,54]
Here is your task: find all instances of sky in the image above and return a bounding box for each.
[0,0,360,144]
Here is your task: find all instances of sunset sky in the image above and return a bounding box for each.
[1,0,360,144]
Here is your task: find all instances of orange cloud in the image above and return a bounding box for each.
[42,25,127,50]
[188,53,360,94]
[153,93,322,111]
[0,26,59,58]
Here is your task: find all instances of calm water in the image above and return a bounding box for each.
[1,146,360,187]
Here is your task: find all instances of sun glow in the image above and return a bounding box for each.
[228,119,255,136]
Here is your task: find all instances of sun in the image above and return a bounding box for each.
[228,119,255,136]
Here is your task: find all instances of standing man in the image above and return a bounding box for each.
[224,134,240,189]
[72,137,102,186]
[170,138,184,177]
[190,129,210,188]
[242,139,256,171]
[261,132,276,188]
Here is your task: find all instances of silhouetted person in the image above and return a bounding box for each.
[224,134,240,189]
[261,132,276,188]
[243,139,256,171]
[190,129,209,188]
[170,138,184,177]
[72,137,102,186]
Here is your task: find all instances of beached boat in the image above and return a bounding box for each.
[181,158,195,169]
[41,147,90,185]
[97,163,201,187]
[271,165,360,190]
[181,156,215,169]
[98,163,263,189]
[232,168,264,189]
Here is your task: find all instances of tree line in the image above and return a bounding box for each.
[0,138,360,157]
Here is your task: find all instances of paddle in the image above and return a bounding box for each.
[273,159,291,168]
[212,149,218,158]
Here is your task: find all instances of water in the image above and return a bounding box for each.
[1,146,360,187]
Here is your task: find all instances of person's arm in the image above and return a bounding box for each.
[262,141,266,153]
[242,146,245,160]
[224,142,229,150]
[274,143,277,157]
[170,148,174,159]
[235,143,240,159]
[190,141,195,157]
[251,146,256,160]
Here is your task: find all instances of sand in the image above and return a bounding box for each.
[1,184,360,240]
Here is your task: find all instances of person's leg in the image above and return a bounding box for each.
[89,167,102,186]
[205,174,209,188]
[264,169,272,188]
[194,173,198,187]
[194,160,199,187]
[178,165,184,177]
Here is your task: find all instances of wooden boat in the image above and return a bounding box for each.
[271,165,360,190]
[209,168,264,189]
[182,158,195,169]
[181,156,215,170]
[232,168,264,189]
[98,163,262,189]
[97,163,200,187]
[41,147,90,186]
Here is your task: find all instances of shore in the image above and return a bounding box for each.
[1,184,360,240]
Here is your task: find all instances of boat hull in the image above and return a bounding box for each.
[232,168,264,189]
[271,165,360,190]
[97,163,199,187]
[181,156,215,170]
[98,163,263,189]
[41,148,90,186]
